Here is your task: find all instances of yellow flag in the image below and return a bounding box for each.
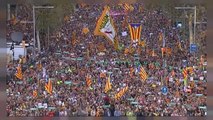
[104,76,112,93]
[82,27,90,34]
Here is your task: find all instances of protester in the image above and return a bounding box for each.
[6,3,207,117]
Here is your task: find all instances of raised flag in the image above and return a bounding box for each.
[114,86,128,100]
[45,79,52,94]
[139,40,146,47]
[82,27,90,34]
[186,67,194,75]
[182,68,188,79]
[33,90,38,98]
[15,65,23,80]
[158,32,163,42]
[128,23,142,42]
[139,66,148,81]
[72,31,77,46]
[123,3,130,11]
[104,75,112,93]
[86,74,92,87]
[130,67,134,77]
[121,3,134,12]
[94,6,117,44]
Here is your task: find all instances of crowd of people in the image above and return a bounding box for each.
[6,3,207,117]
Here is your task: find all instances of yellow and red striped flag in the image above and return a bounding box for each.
[122,3,134,12]
[182,68,188,79]
[123,3,130,11]
[15,65,23,80]
[86,75,92,87]
[128,23,142,42]
[33,90,38,98]
[114,86,128,100]
[130,67,134,77]
[45,79,53,94]
[139,66,148,81]
[104,75,112,93]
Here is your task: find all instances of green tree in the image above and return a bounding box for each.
[26,0,76,50]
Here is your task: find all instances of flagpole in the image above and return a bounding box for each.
[163,29,166,86]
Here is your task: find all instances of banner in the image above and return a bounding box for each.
[128,23,142,42]
[94,6,117,44]
[110,11,127,16]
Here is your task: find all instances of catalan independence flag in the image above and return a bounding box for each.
[114,86,128,100]
[139,66,148,81]
[129,67,134,78]
[45,79,53,94]
[104,75,112,93]
[121,3,134,12]
[128,23,142,42]
[182,68,188,79]
[86,75,92,87]
[15,65,23,80]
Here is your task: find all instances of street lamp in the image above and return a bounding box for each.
[33,5,54,53]
[175,6,196,45]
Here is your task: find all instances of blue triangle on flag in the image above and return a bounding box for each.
[130,23,141,28]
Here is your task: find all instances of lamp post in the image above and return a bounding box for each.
[33,5,54,54]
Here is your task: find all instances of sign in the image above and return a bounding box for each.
[161,86,168,95]
[190,44,197,53]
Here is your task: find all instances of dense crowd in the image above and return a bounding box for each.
[6,3,207,117]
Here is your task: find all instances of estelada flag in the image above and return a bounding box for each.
[94,6,117,44]
[128,23,142,42]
